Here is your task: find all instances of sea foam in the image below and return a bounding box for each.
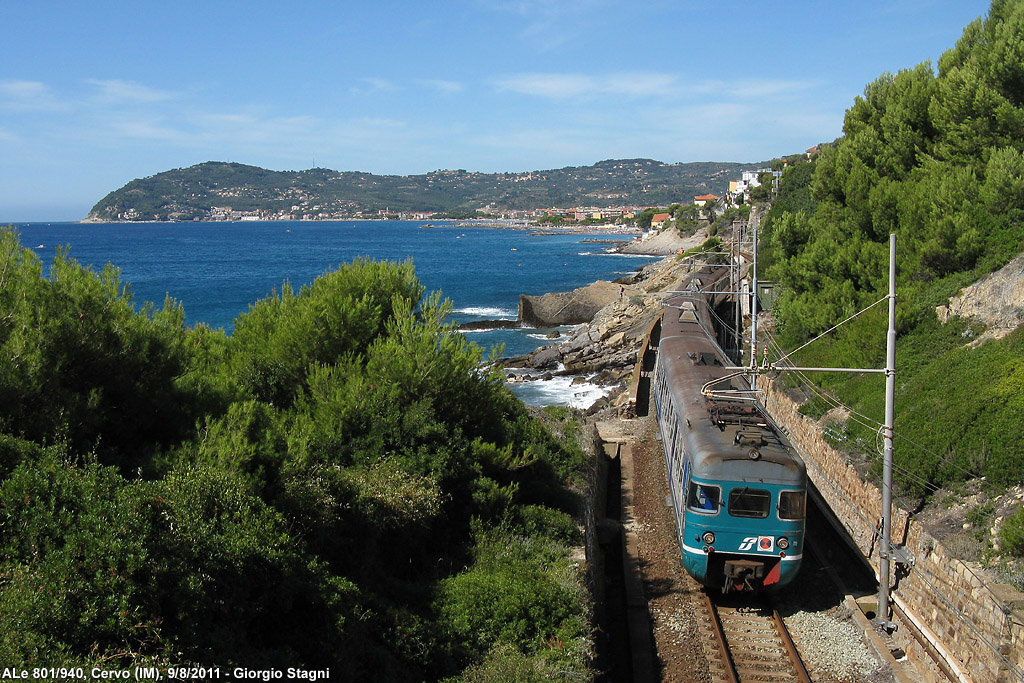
[505,373,610,409]
[455,305,517,318]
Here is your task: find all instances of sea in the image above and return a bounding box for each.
[12,221,657,408]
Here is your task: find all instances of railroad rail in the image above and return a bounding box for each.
[701,590,812,683]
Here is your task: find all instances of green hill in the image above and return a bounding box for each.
[84,158,762,222]
[761,0,1024,501]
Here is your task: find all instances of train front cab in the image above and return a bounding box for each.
[681,478,805,593]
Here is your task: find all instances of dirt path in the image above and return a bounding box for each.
[628,414,712,683]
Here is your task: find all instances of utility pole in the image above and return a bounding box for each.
[749,214,759,389]
[712,232,901,629]
[877,233,897,628]
[732,220,745,364]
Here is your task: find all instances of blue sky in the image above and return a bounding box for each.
[1,0,993,221]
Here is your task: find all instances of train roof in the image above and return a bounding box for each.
[657,271,805,487]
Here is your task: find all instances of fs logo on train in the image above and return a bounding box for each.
[738,536,774,552]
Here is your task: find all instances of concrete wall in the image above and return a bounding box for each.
[764,382,1024,682]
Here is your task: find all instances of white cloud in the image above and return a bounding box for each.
[0,80,49,99]
[350,116,408,129]
[494,73,593,98]
[474,0,611,51]
[723,79,819,99]
[0,79,65,111]
[494,72,823,105]
[604,73,679,97]
[418,78,464,94]
[494,72,677,99]
[351,77,399,95]
[106,116,186,142]
[85,79,176,104]
[195,112,320,141]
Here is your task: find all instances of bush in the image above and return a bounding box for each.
[0,455,166,665]
[0,455,358,668]
[229,257,425,406]
[435,530,590,669]
[0,228,199,471]
[456,644,562,683]
[999,506,1024,557]
[509,505,583,546]
[0,226,595,679]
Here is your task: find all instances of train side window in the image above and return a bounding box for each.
[728,487,771,519]
[779,490,806,520]
[687,481,720,513]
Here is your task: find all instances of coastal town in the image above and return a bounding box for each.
[194,166,787,224]
[84,157,810,224]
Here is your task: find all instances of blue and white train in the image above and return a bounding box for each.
[652,267,806,592]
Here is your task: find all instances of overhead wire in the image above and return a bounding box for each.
[759,359,1024,680]
[708,297,938,509]
[764,318,1024,555]
[755,312,1024,677]
[695,254,1005,511]
[713,237,1023,677]
[760,325,989,491]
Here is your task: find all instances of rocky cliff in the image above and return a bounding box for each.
[505,246,700,411]
[936,251,1024,344]
[518,281,624,327]
[516,228,705,327]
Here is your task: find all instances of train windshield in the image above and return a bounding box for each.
[687,481,721,513]
[728,487,771,519]
[779,490,806,520]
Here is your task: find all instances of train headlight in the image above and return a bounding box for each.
[701,531,715,545]
[777,536,790,550]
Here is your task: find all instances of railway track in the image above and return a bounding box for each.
[701,590,812,683]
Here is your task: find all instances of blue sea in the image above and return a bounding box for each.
[13,221,655,406]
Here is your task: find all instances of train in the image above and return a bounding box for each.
[651,266,806,593]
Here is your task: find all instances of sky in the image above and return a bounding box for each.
[1,0,995,221]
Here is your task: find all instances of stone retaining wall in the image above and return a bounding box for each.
[764,382,1024,682]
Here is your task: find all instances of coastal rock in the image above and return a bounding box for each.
[561,327,596,354]
[528,344,563,370]
[505,242,702,410]
[615,225,708,256]
[518,280,622,327]
[606,331,626,347]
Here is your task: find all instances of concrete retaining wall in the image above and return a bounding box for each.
[764,382,1024,682]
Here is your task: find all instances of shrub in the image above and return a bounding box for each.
[509,505,583,546]
[0,228,198,471]
[0,455,358,668]
[456,644,560,683]
[999,506,1024,557]
[435,530,590,669]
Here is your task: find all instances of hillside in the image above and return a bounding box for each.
[759,0,1024,535]
[83,158,762,222]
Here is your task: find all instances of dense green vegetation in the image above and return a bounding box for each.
[761,0,1024,502]
[85,159,760,222]
[0,227,593,679]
